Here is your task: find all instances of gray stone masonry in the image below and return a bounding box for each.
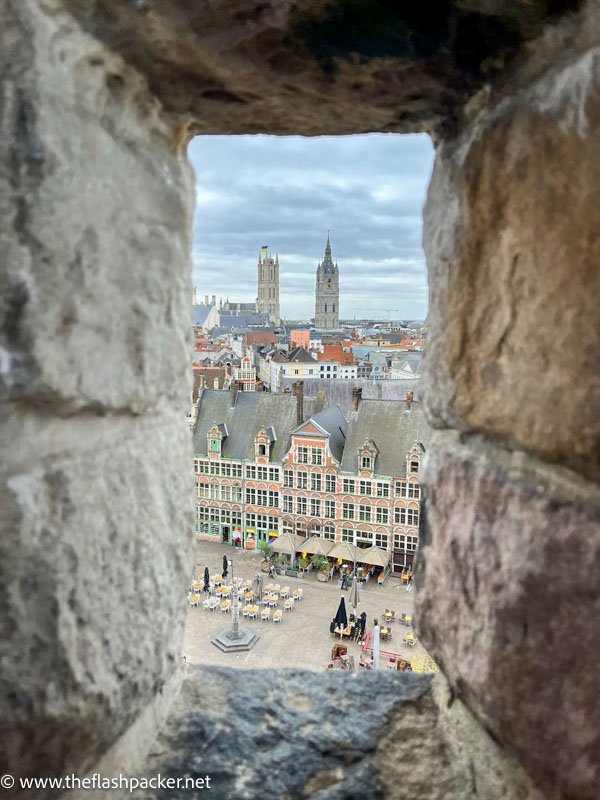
[1,1,599,798]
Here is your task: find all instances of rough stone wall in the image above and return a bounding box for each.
[0,0,194,783]
[76,667,543,800]
[1,0,599,798]
[418,5,600,797]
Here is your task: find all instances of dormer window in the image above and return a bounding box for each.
[255,426,275,461]
[359,438,378,474]
[409,459,419,473]
[207,422,225,456]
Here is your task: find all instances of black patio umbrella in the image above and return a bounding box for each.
[222,555,228,578]
[333,597,348,629]
[203,566,210,594]
[357,611,367,640]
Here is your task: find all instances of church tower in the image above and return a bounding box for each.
[256,248,280,324]
[314,234,339,329]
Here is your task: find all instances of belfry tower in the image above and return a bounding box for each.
[256,248,280,324]
[314,233,339,329]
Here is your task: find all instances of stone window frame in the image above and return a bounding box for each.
[311,448,323,465]
[375,532,389,549]
[324,499,336,518]
[342,502,355,520]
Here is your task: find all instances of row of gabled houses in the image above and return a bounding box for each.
[192,381,431,575]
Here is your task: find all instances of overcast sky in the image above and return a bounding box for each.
[188,134,433,321]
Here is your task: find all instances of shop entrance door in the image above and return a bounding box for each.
[221,526,230,543]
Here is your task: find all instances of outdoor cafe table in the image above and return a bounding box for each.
[264,583,275,592]
[383,611,394,623]
[403,632,416,645]
[335,624,354,640]
[243,605,259,618]
[216,586,231,595]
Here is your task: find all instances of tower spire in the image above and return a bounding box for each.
[325,230,331,257]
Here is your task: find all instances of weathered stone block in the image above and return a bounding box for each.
[0,0,193,414]
[424,38,600,480]
[0,408,194,785]
[416,433,600,800]
[107,667,539,800]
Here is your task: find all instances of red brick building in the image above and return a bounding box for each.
[193,384,430,574]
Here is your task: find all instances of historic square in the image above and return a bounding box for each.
[184,540,428,672]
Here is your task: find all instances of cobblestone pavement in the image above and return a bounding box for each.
[183,540,426,671]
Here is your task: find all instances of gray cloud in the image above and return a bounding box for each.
[189,133,433,320]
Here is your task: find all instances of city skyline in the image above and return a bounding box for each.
[189,134,433,320]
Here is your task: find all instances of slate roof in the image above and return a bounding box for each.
[310,406,348,462]
[193,304,215,326]
[218,313,270,328]
[280,378,422,412]
[193,390,317,462]
[391,352,422,373]
[340,400,432,477]
[288,347,316,363]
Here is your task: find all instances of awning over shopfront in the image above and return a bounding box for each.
[328,541,358,562]
[356,545,390,567]
[271,532,303,554]
[300,536,334,556]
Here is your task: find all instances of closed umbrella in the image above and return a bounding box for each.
[222,555,228,579]
[348,576,360,612]
[253,573,263,601]
[359,611,367,638]
[203,566,210,594]
[333,597,348,629]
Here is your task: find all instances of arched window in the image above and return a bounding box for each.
[258,444,266,456]
[409,459,419,473]
[333,303,336,312]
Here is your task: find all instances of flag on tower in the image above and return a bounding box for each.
[261,244,268,252]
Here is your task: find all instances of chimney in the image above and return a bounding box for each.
[405,389,414,411]
[292,380,304,425]
[351,387,362,413]
[204,294,209,305]
[230,379,243,407]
